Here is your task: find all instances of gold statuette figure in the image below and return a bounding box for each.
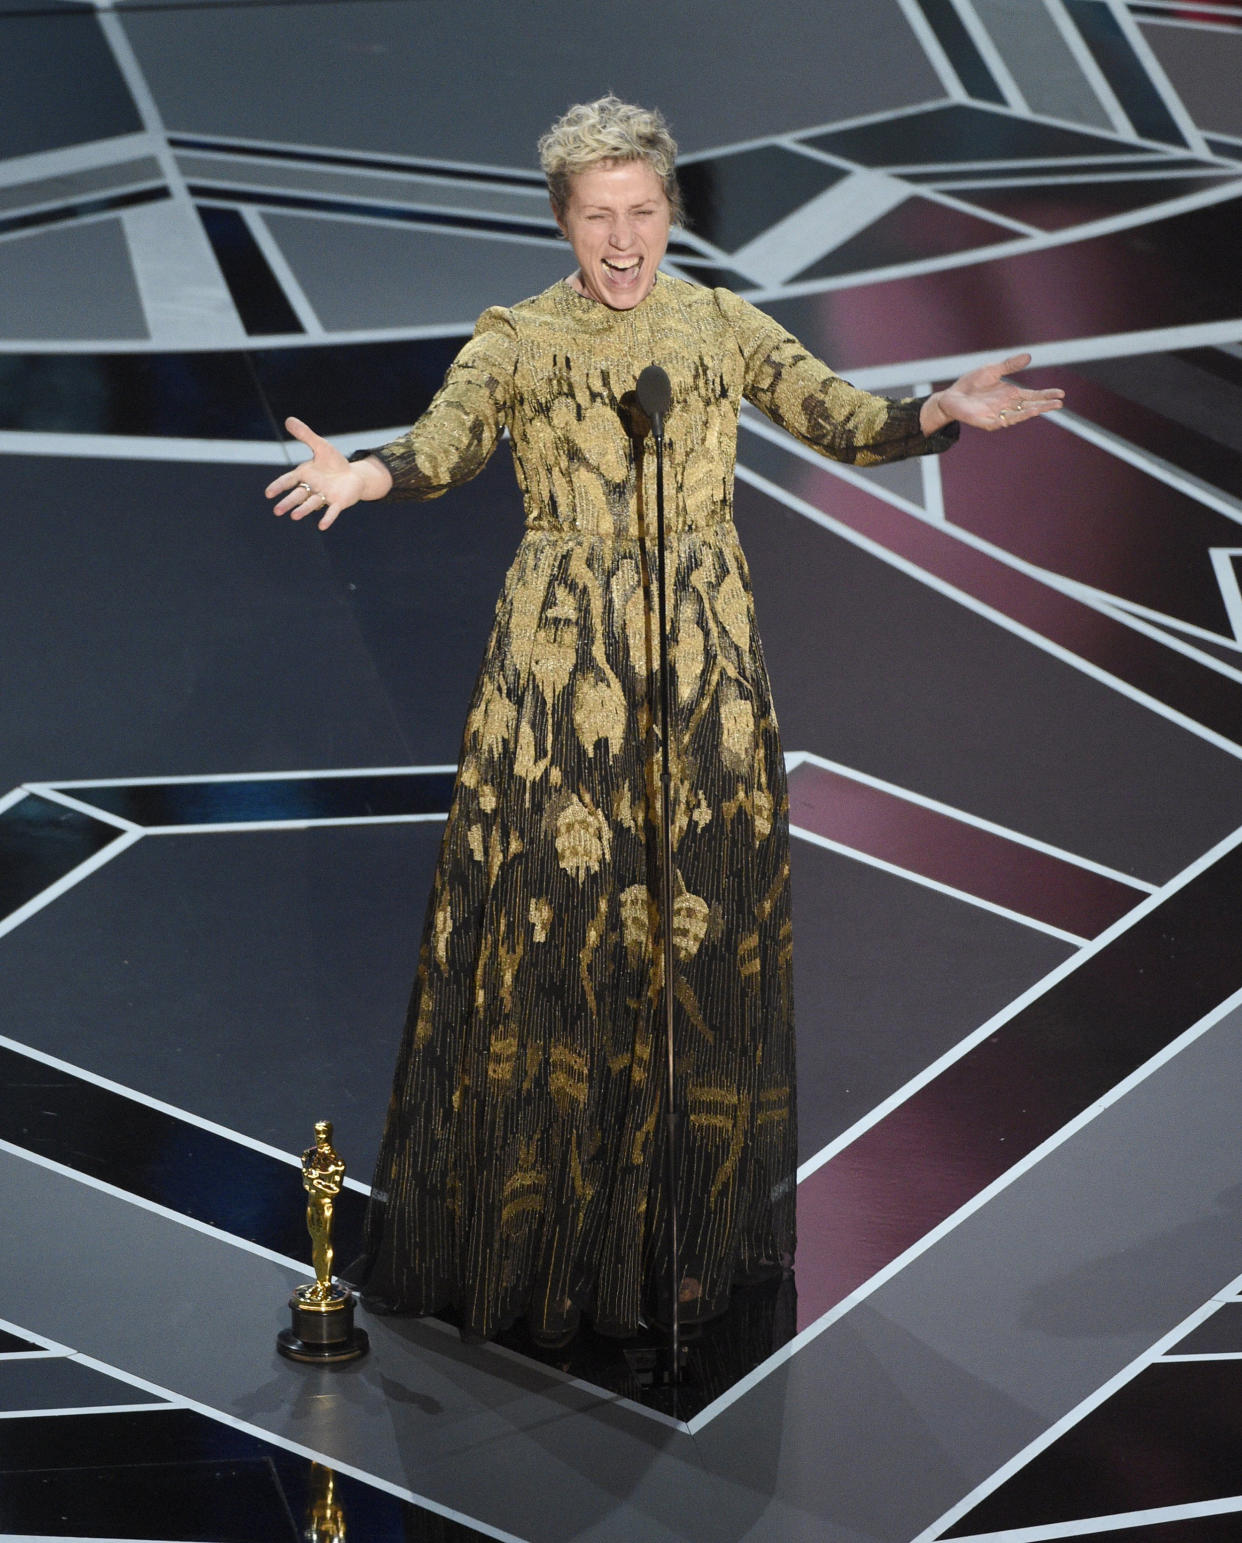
[303,1120,347,1302]
[277,1119,369,1364]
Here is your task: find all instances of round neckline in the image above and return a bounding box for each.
[559,269,664,314]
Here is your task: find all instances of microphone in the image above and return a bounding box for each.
[636,364,672,440]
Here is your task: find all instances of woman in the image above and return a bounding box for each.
[266,96,1062,1348]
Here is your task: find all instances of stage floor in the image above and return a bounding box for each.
[4,0,1242,1538]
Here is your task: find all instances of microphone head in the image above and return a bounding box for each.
[636,364,672,421]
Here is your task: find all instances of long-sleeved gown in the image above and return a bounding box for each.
[351,273,957,1343]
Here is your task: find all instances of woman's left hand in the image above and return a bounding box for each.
[920,353,1064,435]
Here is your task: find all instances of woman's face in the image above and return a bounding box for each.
[557,159,671,310]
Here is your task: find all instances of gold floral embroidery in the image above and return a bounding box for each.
[528,897,553,942]
[573,667,627,757]
[472,688,516,756]
[716,567,750,652]
[718,692,755,771]
[433,893,453,968]
[619,883,655,960]
[554,793,610,880]
[513,719,549,784]
[624,582,652,677]
[673,616,705,705]
[672,888,710,961]
[531,627,576,704]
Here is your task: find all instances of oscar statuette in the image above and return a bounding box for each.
[277,1120,369,1364]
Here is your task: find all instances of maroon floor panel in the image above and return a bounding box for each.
[764,192,1242,374]
[788,760,1147,937]
[794,835,1242,1330]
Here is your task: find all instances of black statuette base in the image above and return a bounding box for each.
[277,1283,369,1364]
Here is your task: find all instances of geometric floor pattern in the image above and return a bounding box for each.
[4,0,1242,1537]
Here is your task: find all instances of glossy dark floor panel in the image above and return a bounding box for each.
[0,216,152,342]
[196,202,305,336]
[909,0,1005,105]
[0,353,274,438]
[116,0,946,168]
[789,760,1146,938]
[259,211,571,333]
[1042,1519,1242,1543]
[1065,0,1190,147]
[0,793,122,921]
[746,423,1242,746]
[1166,1301,1242,1354]
[0,1330,40,1353]
[678,146,847,252]
[0,1042,366,1263]
[247,333,474,441]
[945,1361,1242,1534]
[0,454,447,792]
[0,1406,495,1541]
[69,770,456,826]
[804,101,1156,166]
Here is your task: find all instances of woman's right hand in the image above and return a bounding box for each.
[264,416,392,530]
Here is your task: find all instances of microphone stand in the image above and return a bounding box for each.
[634,365,684,1390]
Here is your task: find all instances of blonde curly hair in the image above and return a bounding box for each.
[538,95,683,225]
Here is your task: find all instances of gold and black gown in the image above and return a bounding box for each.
[352,273,958,1343]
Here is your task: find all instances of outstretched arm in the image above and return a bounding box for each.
[264,417,393,531]
[920,353,1064,435]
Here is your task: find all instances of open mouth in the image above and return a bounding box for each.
[602,257,641,280]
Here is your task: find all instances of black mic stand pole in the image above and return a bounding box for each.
[636,365,683,1389]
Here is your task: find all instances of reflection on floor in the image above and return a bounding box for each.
[4,0,1242,1538]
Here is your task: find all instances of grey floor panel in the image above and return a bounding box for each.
[972,0,1115,131]
[0,11,141,162]
[0,823,442,1173]
[0,220,147,343]
[119,0,944,165]
[791,837,1071,1159]
[0,454,430,789]
[181,153,552,217]
[0,1354,165,1412]
[262,213,570,332]
[0,156,162,217]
